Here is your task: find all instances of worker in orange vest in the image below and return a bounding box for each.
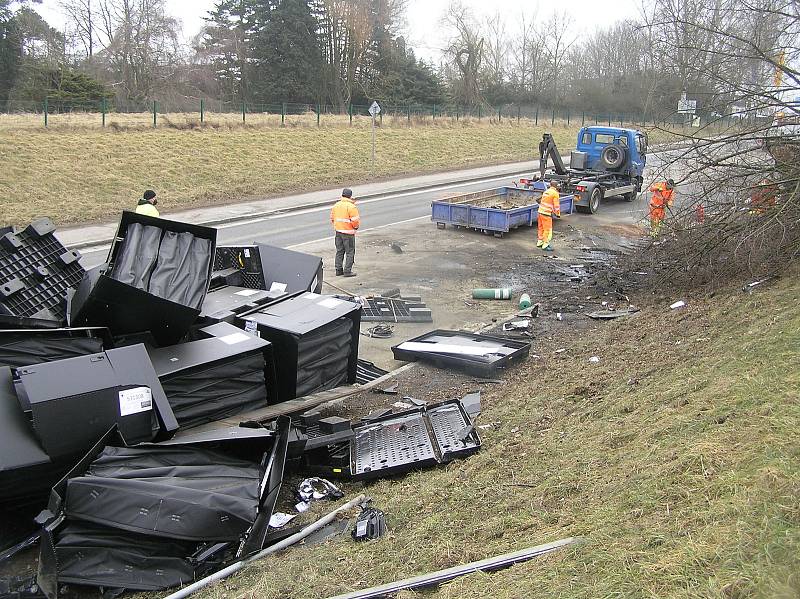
[648,179,675,237]
[330,188,361,277]
[537,180,561,252]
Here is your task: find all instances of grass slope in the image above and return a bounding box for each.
[0,122,576,226]
[197,276,800,599]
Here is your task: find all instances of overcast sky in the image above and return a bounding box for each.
[33,0,641,61]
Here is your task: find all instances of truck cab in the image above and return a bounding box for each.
[575,126,647,180]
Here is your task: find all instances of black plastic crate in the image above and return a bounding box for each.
[0,218,85,326]
[391,330,531,378]
[70,212,217,346]
[235,292,361,402]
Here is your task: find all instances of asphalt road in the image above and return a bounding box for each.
[78,148,678,269]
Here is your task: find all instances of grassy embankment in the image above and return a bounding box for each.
[0,113,689,227]
[192,275,799,599]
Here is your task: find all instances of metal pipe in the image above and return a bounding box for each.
[324,537,579,599]
[163,494,368,599]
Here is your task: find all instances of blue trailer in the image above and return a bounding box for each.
[431,184,574,237]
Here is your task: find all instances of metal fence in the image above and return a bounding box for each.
[0,99,731,129]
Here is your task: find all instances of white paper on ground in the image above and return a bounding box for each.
[269,282,288,293]
[269,512,298,528]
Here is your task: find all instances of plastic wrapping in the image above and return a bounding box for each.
[149,232,212,309]
[0,334,103,368]
[110,223,162,290]
[64,445,263,542]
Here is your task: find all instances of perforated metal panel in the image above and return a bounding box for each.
[352,413,437,477]
[360,298,432,323]
[428,403,480,461]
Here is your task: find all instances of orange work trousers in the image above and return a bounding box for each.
[649,206,665,237]
[537,213,553,248]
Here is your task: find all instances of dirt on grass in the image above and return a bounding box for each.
[187,269,799,599]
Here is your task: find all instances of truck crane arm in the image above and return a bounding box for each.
[538,133,568,178]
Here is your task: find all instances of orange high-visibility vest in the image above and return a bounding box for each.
[330,197,361,234]
[649,183,674,209]
[538,187,561,217]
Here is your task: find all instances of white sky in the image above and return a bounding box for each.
[32,0,641,59]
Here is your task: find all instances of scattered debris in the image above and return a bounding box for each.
[743,278,773,292]
[296,478,345,505]
[269,513,298,529]
[356,359,389,384]
[554,348,566,353]
[587,308,640,320]
[361,296,432,323]
[361,324,395,338]
[390,242,404,254]
[519,293,532,309]
[556,312,563,321]
[352,506,388,542]
[460,391,481,417]
[472,288,512,300]
[502,319,530,331]
[589,356,601,363]
[372,383,399,395]
[670,300,687,309]
[392,401,413,410]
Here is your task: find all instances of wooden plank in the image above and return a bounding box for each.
[173,363,416,438]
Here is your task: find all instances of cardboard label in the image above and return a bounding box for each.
[244,320,260,337]
[269,282,288,293]
[220,332,250,345]
[235,289,261,297]
[119,387,153,417]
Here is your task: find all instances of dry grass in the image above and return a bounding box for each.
[0,114,689,227]
[188,275,800,599]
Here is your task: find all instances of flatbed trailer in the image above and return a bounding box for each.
[431,185,574,237]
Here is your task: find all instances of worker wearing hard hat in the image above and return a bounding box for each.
[648,179,674,237]
[537,180,561,252]
[330,188,361,277]
[135,189,159,217]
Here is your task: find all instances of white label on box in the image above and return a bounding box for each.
[235,289,261,297]
[301,292,321,300]
[220,332,250,345]
[318,298,343,309]
[244,320,260,338]
[119,387,153,417]
[269,282,288,293]
[243,249,250,258]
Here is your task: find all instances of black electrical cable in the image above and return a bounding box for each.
[361,324,394,339]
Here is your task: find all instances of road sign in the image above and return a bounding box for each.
[369,101,381,117]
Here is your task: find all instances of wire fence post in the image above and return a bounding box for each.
[44,98,48,128]
[534,106,538,125]
[456,106,459,121]
[101,98,107,127]
[581,111,585,126]
[517,105,520,123]
[379,109,382,126]
[498,106,501,123]
[200,99,204,124]
[242,102,246,124]
[349,103,353,125]
[608,113,611,126]
[567,109,570,125]
[432,104,436,120]
[407,105,410,124]
[153,100,157,128]
[316,103,320,126]
[281,103,286,126]
[551,109,555,125]
[478,105,482,121]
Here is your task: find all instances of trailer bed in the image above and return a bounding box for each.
[431,186,573,237]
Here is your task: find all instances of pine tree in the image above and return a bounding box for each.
[250,0,322,104]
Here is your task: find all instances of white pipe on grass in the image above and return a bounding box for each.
[163,494,368,599]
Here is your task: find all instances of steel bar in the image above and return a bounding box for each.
[324,537,579,599]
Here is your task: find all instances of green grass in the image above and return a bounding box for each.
[0,116,691,227]
[192,275,800,599]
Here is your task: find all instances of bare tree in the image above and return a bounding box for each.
[443,1,484,106]
[61,0,95,60]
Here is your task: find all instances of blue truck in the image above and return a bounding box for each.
[525,126,648,213]
[431,185,574,238]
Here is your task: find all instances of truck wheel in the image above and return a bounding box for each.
[588,187,602,213]
[624,191,638,202]
[600,145,626,170]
